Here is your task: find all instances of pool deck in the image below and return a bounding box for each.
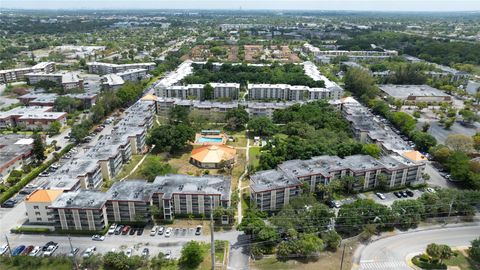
[193,133,227,146]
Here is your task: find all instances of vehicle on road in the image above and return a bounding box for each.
[107,224,117,234]
[43,244,58,256]
[0,244,9,256]
[122,226,131,235]
[158,226,164,235]
[165,227,172,237]
[195,226,202,236]
[1,199,16,208]
[150,226,158,236]
[29,246,41,256]
[83,246,96,258]
[12,245,25,256]
[68,248,79,257]
[91,235,105,241]
[142,248,149,257]
[125,248,133,258]
[21,245,34,255]
[375,192,386,200]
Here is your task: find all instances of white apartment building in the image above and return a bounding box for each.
[159,83,240,100]
[25,189,63,224]
[87,62,155,75]
[0,62,55,84]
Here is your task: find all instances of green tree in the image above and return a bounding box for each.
[248,116,277,137]
[445,134,474,153]
[392,199,425,229]
[32,133,45,165]
[178,241,205,269]
[469,237,480,263]
[140,156,174,182]
[168,106,190,124]
[146,124,195,154]
[411,131,437,152]
[390,112,416,134]
[203,83,214,100]
[54,96,82,113]
[376,173,390,191]
[224,107,249,131]
[362,144,381,158]
[47,120,62,136]
[344,67,378,102]
[321,230,342,251]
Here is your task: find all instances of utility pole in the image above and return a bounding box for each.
[4,234,13,259]
[339,243,346,270]
[68,235,78,269]
[210,195,215,270]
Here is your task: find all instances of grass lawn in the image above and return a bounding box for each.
[251,240,358,270]
[249,147,261,169]
[114,155,144,180]
[445,250,480,270]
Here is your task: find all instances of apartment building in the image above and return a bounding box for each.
[0,62,55,84]
[248,83,342,101]
[49,190,109,231]
[45,174,231,230]
[250,153,425,211]
[101,68,149,90]
[0,135,33,181]
[87,62,155,75]
[303,43,398,63]
[25,189,63,224]
[0,106,66,130]
[19,92,97,108]
[159,83,240,100]
[25,72,84,91]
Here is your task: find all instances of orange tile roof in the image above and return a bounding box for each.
[403,150,427,162]
[26,189,63,203]
[191,145,236,164]
[141,94,157,101]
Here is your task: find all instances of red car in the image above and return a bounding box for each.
[21,245,34,256]
[121,226,131,235]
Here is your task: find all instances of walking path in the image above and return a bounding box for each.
[237,130,250,224]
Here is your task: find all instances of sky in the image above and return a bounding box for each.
[1,0,480,12]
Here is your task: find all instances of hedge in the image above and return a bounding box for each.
[0,144,75,204]
[10,227,51,234]
[411,254,447,269]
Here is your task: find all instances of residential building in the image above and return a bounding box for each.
[0,135,33,181]
[19,92,97,108]
[87,62,155,75]
[25,189,63,224]
[101,68,148,90]
[303,43,398,62]
[247,83,342,101]
[0,62,55,84]
[158,83,240,100]
[378,84,452,104]
[0,106,67,130]
[25,72,84,91]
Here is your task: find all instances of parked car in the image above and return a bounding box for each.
[375,192,386,200]
[426,187,436,193]
[43,244,58,257]
[125,248,133,258]
[406,190,414,197]
[122,226,131,235]
[142,248,149,257]
[1,199,16,208]
[129,228,137,235]
[326,200,340,208]
[400,191,408,198]
[165,227,172,237]
[150,226,158,236]
[83,246,96,258]
[137,227,144,236]
[68,248,79,257]
[195,226,202,236]
[12,245,25,256]
[21,245,34,255]
[42,241,57,251]
[393,191,402,198]
[108,224,117,234]
[164,250,172,260]
[114,225,124,235]
[28,246,41,257]
[91,235,105,241]
[158,226,165,235]
[0,244,9,256]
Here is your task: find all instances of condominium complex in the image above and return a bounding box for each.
[158,83,240,100]
[0,134,34,181]
[303,43,398,63]
[47,175,231,230]
[0,62,55,84]
[19,92,97,108]
[44,99,155,191]
[25,72,84,91]
[0,106,67,130]
[247,83,341,101]
[250,153,425,211]
[101,68,148,90]
[87,62,155,75]
[25,189,63,224]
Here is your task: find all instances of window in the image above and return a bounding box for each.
[33,206,39,209]
[37,217,42,221]
[35,212,41,216]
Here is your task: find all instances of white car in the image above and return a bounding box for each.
[150,226,158,236]
[165,250,172,260]
[91,235,105,241]
[426,187,436,193]
[165,227,172,237]
[107,224,117,235]
[0,244,9,256]
[43,245,58,257]
[125,248,133,258]
[375,192,386,200]
[83,246,96,258]
[28,246,41,257]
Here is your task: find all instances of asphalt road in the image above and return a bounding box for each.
[352,224,480,270]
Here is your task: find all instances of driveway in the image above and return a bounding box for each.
[352,224,480,270]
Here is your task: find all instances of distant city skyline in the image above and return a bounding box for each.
[2,0,480,12]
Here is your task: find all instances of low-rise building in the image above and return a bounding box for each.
[378,84,452,104]
[248,83,342,101]
[159,83,240,100]
[0,106,67,130]
[101,68,148,90]
[19,92,97,108]
[25,72,84,91]
[25,189,63,224]
[87,62,155,75]
[0,62,55,84]
[0,135,33,181]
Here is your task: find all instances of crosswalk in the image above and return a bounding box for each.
[359,260,410,270]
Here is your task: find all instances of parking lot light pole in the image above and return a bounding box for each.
[68,235,78,269]
[4,234,13,259]
[210,195,215,270]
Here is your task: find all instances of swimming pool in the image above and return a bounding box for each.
[197,137,223,143]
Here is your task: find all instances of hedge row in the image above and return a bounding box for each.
[411,254,447,270]
[0,144,75,204]
[10,227,51,234]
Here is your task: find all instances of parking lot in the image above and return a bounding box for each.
[361,188,430,206]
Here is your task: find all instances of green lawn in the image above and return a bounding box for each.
[114,155,144,180]
[445,251,480,270]
[249,147,261,168]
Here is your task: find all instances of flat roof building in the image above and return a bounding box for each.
[0,62,55,84]
[0,134,34,180]
[378,84,452,104]
[87,62,155,75]
[25,189,63,224]
[0,106,67,130]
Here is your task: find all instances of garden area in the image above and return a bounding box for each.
[411,240,480,270]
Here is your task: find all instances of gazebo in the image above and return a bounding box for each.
[190,144,236,169]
